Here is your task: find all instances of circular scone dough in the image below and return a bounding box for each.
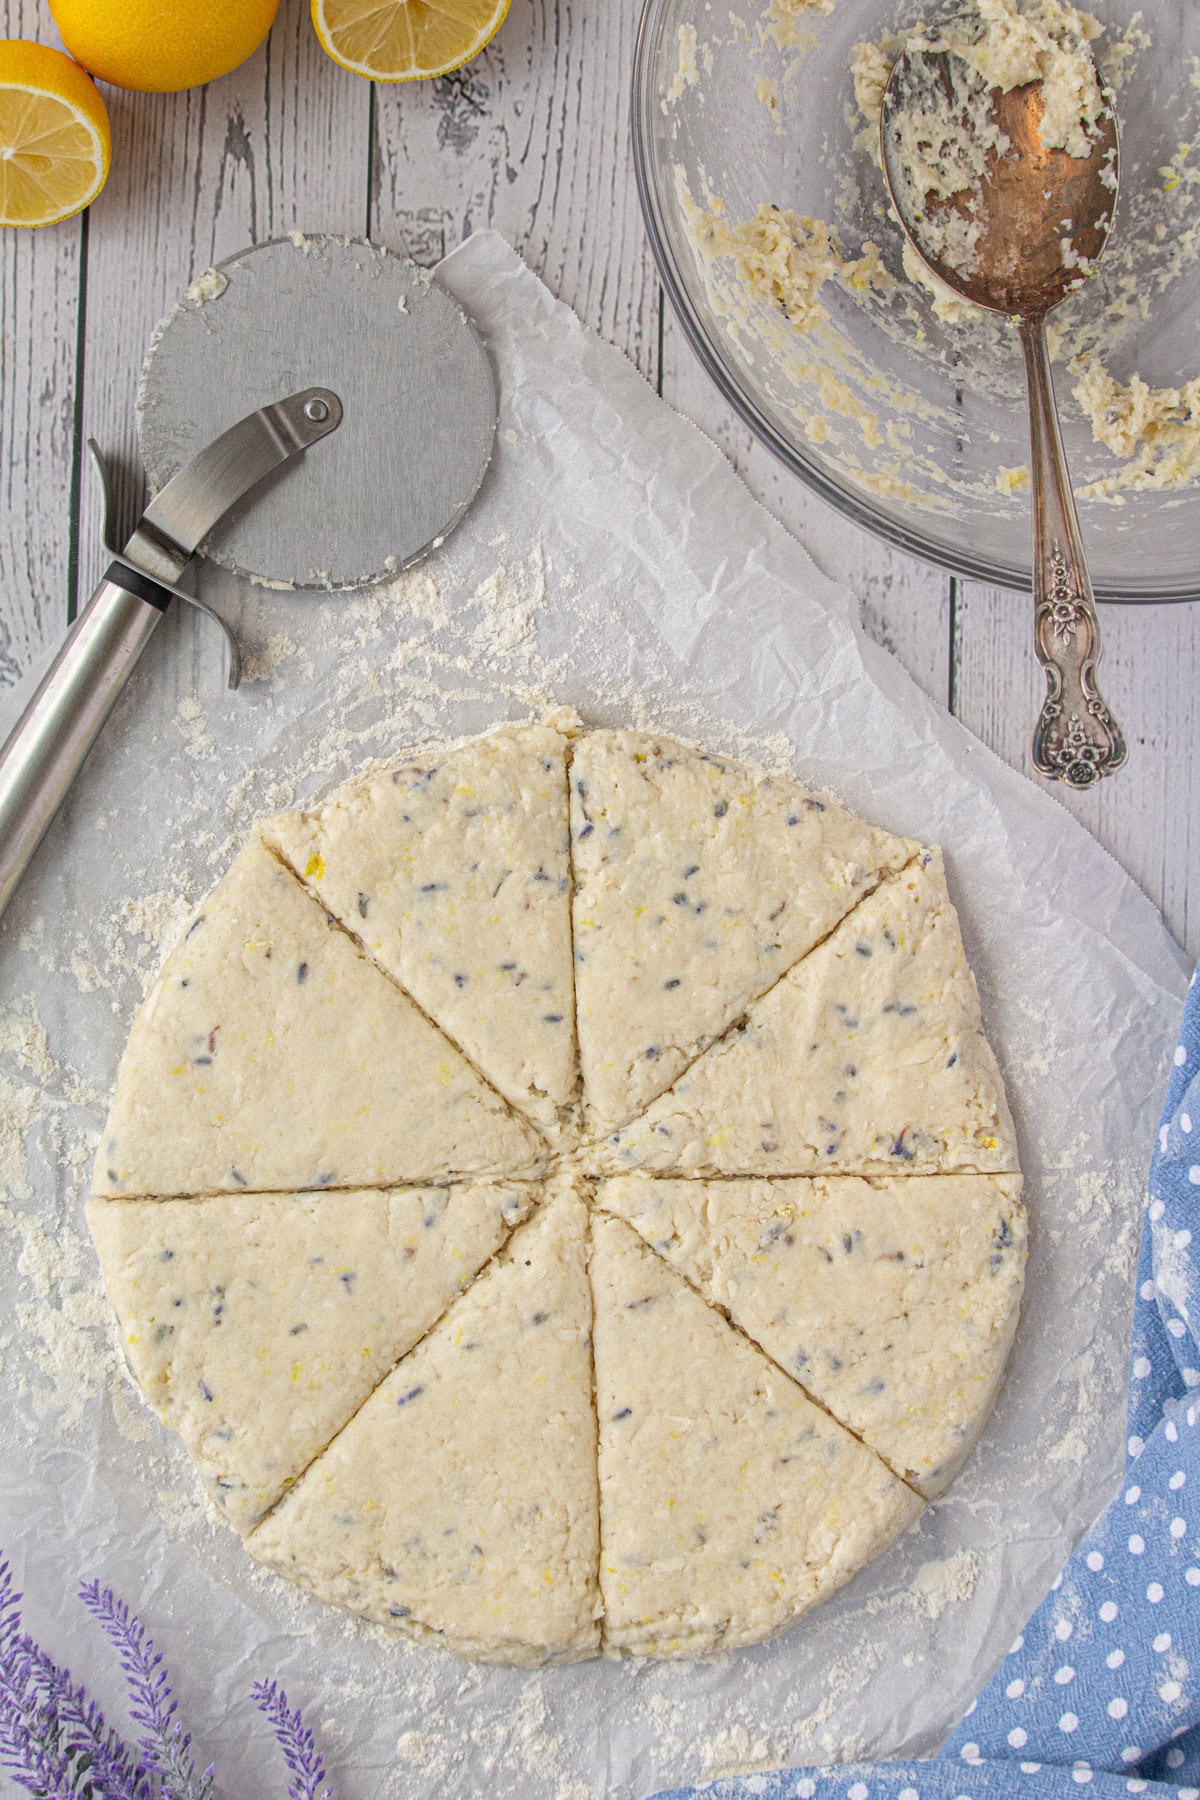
[88,715,1025,1664]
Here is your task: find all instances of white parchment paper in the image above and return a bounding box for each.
[0,231,1189,1800]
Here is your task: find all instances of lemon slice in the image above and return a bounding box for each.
[0,40,110,228]
[312,0,511,81]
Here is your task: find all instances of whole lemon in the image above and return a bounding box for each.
[46,0,280,93]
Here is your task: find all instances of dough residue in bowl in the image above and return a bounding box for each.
[675,0,1200,506]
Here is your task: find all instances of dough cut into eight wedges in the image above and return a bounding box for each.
[88,716,1024,1665]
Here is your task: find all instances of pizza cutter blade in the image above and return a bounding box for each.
[137,233,497,591]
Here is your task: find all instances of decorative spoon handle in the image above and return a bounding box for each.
[1019,316,1126,789]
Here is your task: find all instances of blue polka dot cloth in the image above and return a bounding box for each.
[651,968,1200,1800]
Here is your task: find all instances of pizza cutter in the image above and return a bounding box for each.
[0,234,497,922]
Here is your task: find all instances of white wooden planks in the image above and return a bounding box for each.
[0,0,1194,958]
[0,0,81,681]
[955,580,1200,957]
[370,0,660,380]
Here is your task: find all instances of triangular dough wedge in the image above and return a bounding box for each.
[597,850,1017,1178]
[87,1182,534,1532]
[247,1178,600,1666]
[597,1173,1027,1497]
[590,1213,921,1657]
[264,723,577,1142]
[94,835,540,1198]
[571,730,915,1131]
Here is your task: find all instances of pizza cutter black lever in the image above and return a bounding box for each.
[0,388,342,923]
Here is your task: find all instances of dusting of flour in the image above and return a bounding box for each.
[0,513,1148,1799]
[0,540,813,1800]
[908,1548,981,1619]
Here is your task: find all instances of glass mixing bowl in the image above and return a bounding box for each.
[633,0,1200,601]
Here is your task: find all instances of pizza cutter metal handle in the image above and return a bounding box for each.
[0,388,341,925]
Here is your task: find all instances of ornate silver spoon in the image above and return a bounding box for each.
[881,37,1126,789]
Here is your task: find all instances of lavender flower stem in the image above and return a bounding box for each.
[251,1679,334,1800]
[1,1550,334,1800]
[79,1580,214,1800]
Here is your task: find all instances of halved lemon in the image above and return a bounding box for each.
[0,40,110,229]
[312,0,511,81]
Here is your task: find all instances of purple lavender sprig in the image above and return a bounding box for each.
[0,1672,73,1800]
[0,1556,63,1796]
[0,1560,59,1798]
[17,1642,151,1800]
[0,1557,147,1800]
[0,1552,335,1800]
[78,1584,214,1800]
[251,1682,333,1800]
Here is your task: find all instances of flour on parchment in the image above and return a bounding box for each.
[597,1171,1027,1496]
[589,1212,922,1657]
[94,834,540,1198]
[570,729,914,1132]
[264,721,578,1142]
[87,1182,534,1532]
[598,849,1017,1178]
[247,1180,600,1666]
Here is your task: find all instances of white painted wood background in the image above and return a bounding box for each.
[2,0,1197,955]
